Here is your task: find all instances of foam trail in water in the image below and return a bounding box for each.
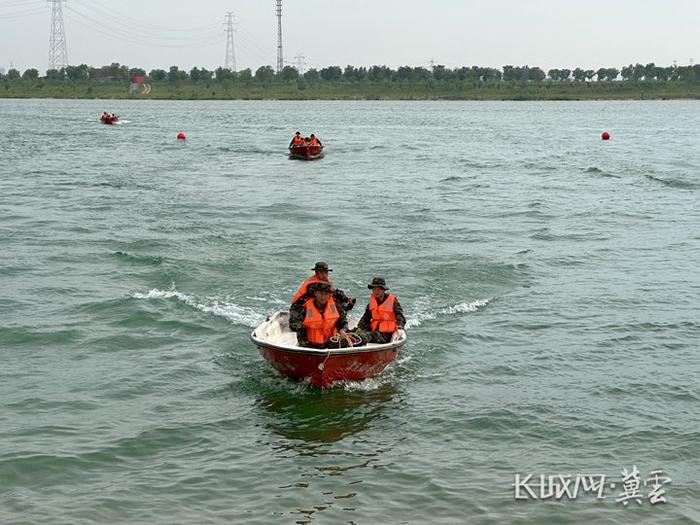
[339,377,387,391]
[406,298,491,329]
[245,295,287,305]
[131,286,265,327]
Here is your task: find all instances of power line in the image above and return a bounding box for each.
[70,0,219,34]
[65,5,221,44]
[67,3,220,42]
[0,0,43,10]
[0,0,42,7]
[0,7,45,19]
[0,0,45,18]
[224,12,236,70]
[236,26,277,58]
[275,0,283,74]
[48,0,68,70]
[235,38,275,68]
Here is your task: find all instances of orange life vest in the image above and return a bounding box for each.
[369,293,397,332]
[303,297,340,345]
[291,136,304,146]
[309,137,320,146]
[291,276,332,303]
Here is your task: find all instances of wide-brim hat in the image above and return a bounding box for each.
[312,261,332,272]
[312,281,332,292]
[367,276,388,290]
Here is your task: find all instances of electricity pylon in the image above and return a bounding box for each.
[48,0,68,70]
[224,12,236,70]
[294,54,306,74]
[275,0,283,74]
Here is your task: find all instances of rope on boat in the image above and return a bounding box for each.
[319,350,331,371]
[318,332,363,370]
[329,332,363,347]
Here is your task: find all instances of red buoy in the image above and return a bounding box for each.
[177,132,186,140]
[601,131,611,140]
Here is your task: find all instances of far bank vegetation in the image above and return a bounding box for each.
[2,62,700,100]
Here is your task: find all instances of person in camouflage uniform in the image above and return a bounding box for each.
[290,261,356,312]
[352,277,406,345]
[289,281,352,348]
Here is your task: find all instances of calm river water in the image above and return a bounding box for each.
[1,99,699,524]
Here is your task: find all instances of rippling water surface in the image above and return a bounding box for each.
[1,99,699,524]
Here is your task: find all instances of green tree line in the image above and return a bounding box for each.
[4,61,700,84]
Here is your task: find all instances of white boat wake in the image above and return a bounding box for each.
[131,285,491,331]
[131,286,266,327]
[406,298,491,328]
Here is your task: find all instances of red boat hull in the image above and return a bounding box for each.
[289,145,323,160]
[101,116,119,125]
[258,345,398,388]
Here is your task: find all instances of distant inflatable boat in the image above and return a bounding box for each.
[289,144,324,160]
[251,311,406,388]
[100,115,120,125]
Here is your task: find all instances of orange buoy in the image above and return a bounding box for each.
[177,132,186,140]
[601,131,611,140]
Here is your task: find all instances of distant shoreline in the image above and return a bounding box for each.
[2,80,699,101]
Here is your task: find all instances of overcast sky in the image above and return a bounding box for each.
[1,0,698,73]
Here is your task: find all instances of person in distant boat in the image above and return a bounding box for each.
[290,261,355,311]
[289,281,352,348]
[352,277,406,345]
[289,131,305,148]
[309,134,322,147]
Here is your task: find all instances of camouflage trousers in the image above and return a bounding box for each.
[350,329,393,345]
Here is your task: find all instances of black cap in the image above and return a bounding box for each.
[367,276,388,290]
[312,262,332,272]
[314,281,332,292]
